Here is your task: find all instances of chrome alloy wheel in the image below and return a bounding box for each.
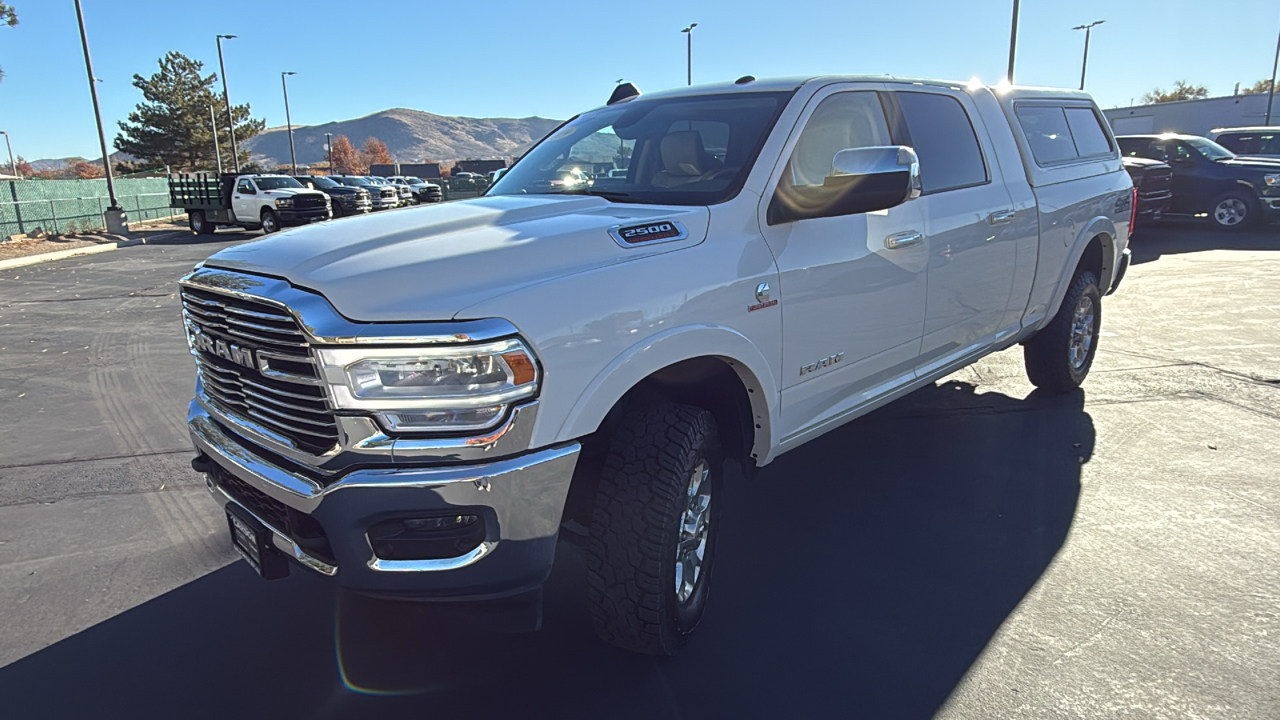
[1069,294,1096,370]
[1214,198,1248,226]
[675,460,712,605]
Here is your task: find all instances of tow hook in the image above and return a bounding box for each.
[190,454,215,474]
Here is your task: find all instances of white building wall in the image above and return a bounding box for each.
[1103,93,1278,136]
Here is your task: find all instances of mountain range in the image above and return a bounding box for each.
[29,107,620,171]
[242,108,565,167]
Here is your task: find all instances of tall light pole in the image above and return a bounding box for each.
[1072,20,1105,91]
[281,71,298,174]
[0,131,15,177]
[208,105,223,174]
[681,23,698,86]
[1007,0,1020,84]
[74,0,123,231]
[325,132,333,174]
[1266,15,1280,125]
[216,34,240,173]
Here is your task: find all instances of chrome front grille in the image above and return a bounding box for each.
[181,286,339,455]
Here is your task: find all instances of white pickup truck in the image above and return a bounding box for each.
[182,76,1132,655]
[170,173,331,234]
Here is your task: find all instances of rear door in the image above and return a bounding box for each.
[887,87,1019,373]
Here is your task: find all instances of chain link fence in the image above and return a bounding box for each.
[1,178,181,238]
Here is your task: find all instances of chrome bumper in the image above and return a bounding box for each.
[188,401,580,599]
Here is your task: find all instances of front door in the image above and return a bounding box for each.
[886,88,1019,373]
[231,178,257,222]
[758,84,929,443]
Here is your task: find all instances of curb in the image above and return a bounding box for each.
[0,238,144,271]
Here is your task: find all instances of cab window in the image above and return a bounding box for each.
[236,179,254,194]
[784,92,892,188]
[897,91,988,192]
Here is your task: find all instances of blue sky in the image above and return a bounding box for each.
[2,0,1279,160]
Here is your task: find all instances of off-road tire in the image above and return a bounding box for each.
[1024,270,1102,392]
[260,208,280,233]
[586,402,722,655]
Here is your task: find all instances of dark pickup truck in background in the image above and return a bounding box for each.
[1121,156,1173,227]
[1117,134,1280,230]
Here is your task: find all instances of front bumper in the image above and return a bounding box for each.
[187,400,580,600]
[278,207,331,225]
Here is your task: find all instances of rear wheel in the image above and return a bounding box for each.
[1024,270,1102,392]
[188,210,213,235]
[1210,192,1259,230]
[586,402,722,655]
[260,208,280,234]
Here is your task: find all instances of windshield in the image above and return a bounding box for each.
[488,91,791,205]
[1185,137,1235,161]
[306,176,340,189]
[405,177,421,183]
[254,176,305,190]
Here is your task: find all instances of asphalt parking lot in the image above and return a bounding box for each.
[0,221,1276,719]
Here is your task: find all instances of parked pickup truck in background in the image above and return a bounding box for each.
[170,173,331,234]
[293,174,372,217]
[1117,133,1280,230]
[1121,156,1173,225]
[182,76,1131,656]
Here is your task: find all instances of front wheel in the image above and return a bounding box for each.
[586,402,722,655]
[260,208,280,233]
[1024,270,1102,392]
[1210,192,1260,230]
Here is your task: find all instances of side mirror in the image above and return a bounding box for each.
[768,146,921,225]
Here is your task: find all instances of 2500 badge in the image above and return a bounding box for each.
[611,220,686,246]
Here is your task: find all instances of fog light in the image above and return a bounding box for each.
[368,513,486,560]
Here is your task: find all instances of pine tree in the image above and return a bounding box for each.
[0,4,17,83]
[114,51,264,171]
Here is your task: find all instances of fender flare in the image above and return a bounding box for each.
[555,324,778,459]
[1043,217,1116,326]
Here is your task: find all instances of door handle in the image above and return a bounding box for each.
[988,209,1016,224]
[885,230,923,250]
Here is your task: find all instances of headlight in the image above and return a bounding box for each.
[1266,174,1280,187]
[315,339,539,432]
[275,198,294,208]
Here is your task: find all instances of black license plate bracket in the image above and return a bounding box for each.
[226,503,290,580]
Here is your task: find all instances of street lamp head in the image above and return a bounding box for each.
[283,71,296,76]
[217,34,236,40]
[682,23,697,32]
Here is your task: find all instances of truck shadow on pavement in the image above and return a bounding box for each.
[1131,220,1278,265]
[0,381,1093,720]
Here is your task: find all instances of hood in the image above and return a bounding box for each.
[203,195,710,322]
[262,188,326,199]
[1121,156,1168,170]
[1218,157,1280,171]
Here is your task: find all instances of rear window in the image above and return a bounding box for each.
[1216,132,1280,155]
[1017,104,1115,165]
